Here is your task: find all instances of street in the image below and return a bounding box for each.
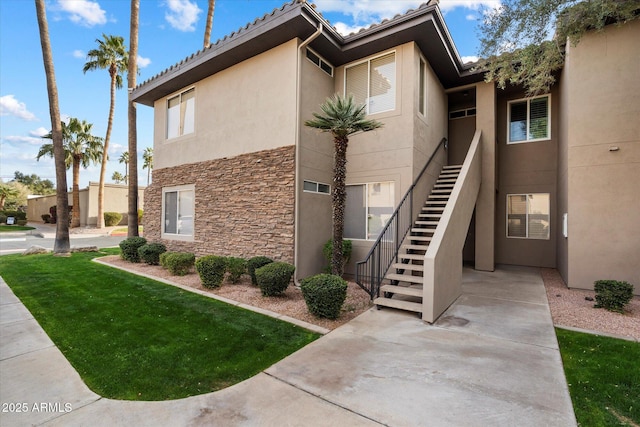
[0,234,126,255]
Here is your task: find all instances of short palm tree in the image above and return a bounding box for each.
[142,147,153,185]
[305,94,383,276]
[38,118,103,228]
[111,171,125,184]
[83,34,128,228]
[119,151,129,183]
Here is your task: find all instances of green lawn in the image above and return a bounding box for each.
[0,250,319,401]
[556,328,640,426]
[0,225,35,232]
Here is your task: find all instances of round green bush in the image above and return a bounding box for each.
[119,236,147,262]
[247,256,273,285]
[594,280,634,313]
[138,243,167,265]
[255,262,295,296]
[225,257,246,283]
[160,252,195,276]
[300,274,348,319]
[104,212,123,226]
[196,255,227,289]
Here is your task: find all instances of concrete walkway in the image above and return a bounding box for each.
[0,266,576,426]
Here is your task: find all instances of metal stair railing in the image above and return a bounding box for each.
[355,137,447,299]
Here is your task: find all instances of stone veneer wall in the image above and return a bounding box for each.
[144,145,295,262]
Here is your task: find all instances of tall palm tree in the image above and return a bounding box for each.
[203,0,216,48]
[127,0,140,236]
[305,94,383,276]
[38,118,103,228]
[118,151,129,183]
[83,34,128,229]
[142,147,153,185]
[35,0,70,254]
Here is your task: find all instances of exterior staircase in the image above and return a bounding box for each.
[373,165,463,314]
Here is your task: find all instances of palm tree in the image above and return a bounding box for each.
[118,151,129,183]
[0,182,19,210]
[203,0,216,48]
[142,147,153,185]
[38,118,103,228]
[127,0,140,236]
[83,34,128,229]
[35,0,70,254]
[305,94,383,276]
[111,171,125,184]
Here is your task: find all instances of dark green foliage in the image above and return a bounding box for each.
[119,236,147,263]
[247,256,273,285]
[104,211,123,226]
[195,255,227,289]
[138,209,144,225]
[41,214,51,223]
[0,214,6,224]
[300,274,348,319]
[160,252,195,276]
[16,220,28,226]
[255,262,295,296]
[593,280,634,313]
[556,328,640,425]
[225,257,246,283]
[0,251,319,400]
[137,243,167,265]
[323,239,353,273]
[0,210,27,221]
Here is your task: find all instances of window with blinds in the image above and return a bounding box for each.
[507,95,550,143]
[167,88,195,139]
[163,185,195,239]
[507,193,550,239]
[345,181,395,240]
[345,52,396,115]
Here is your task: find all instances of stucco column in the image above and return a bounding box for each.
[474,82,496,271]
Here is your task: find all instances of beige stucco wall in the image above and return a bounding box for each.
[152,40,298,170]
[559,20,640,293]
[332,42,449,275]
[494,87,559,268]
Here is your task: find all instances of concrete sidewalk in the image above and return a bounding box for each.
[0,266,576,426]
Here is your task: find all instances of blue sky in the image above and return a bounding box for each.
[0,0,498,190]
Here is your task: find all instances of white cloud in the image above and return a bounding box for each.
[30,127,49,137]
[164,0,202,32]
[461,55,479,64]
[3,135,45,146]
[0,95,37,121]
[137,55,151,68]
[466,14,477,21]
[57,0,107,27]
[313,0,500,35]
[73,49,85,58]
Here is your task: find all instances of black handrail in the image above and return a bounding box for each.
[355,137,447,298]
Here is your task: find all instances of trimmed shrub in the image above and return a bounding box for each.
[594,280,634,313]
[138,243,167,265]
[16,220,28,226]
[161,252,195,276]
[0,214,6,224]
[225,257,246,283]
[300,274,348,319]
[195,255,227,289]
[138,209,144,225]
[104,212,123,226]
[247,256,273,285]
[0,210,27,221]
[323,239,353,273]
[255,262,295,296]
[119,236,147,262]
[41,214,51,223]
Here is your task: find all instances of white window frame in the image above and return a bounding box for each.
[345,181,395,241]
[166,87,195,140]
[507,95,551,144]
[344,50,397,115]
[303,180,330,195]
[506,193,550,240]
[161,184,195,241]
[419,56,428,117]
[305,48,333,77]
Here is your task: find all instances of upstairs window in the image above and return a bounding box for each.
[508,95,550,143]
[419,57,427,116]
[345,52,396,115]
[167,88,195,139]
[306,48,333,76]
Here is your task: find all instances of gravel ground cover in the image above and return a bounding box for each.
[100,256,639,339]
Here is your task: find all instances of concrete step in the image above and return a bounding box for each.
[418,213,442,219]
[443,165,462,170]
[400,244,429,252]
[431,189,452,194]
[391,263,424,272]
[380,284,423,297]
[428,195,450,199]
[409,235,432,242]
[422,206,445,211]
[411,227,435,233]
[386,273,423,284]
[414,221,439,226]
[436,178,457,183]
[398,253,425,261]
[374,297,423,313]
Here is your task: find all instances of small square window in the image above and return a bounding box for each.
[507,95,550,143]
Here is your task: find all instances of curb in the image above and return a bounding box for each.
[555,324,639,343]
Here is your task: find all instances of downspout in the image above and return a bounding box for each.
[294,22,323,285]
